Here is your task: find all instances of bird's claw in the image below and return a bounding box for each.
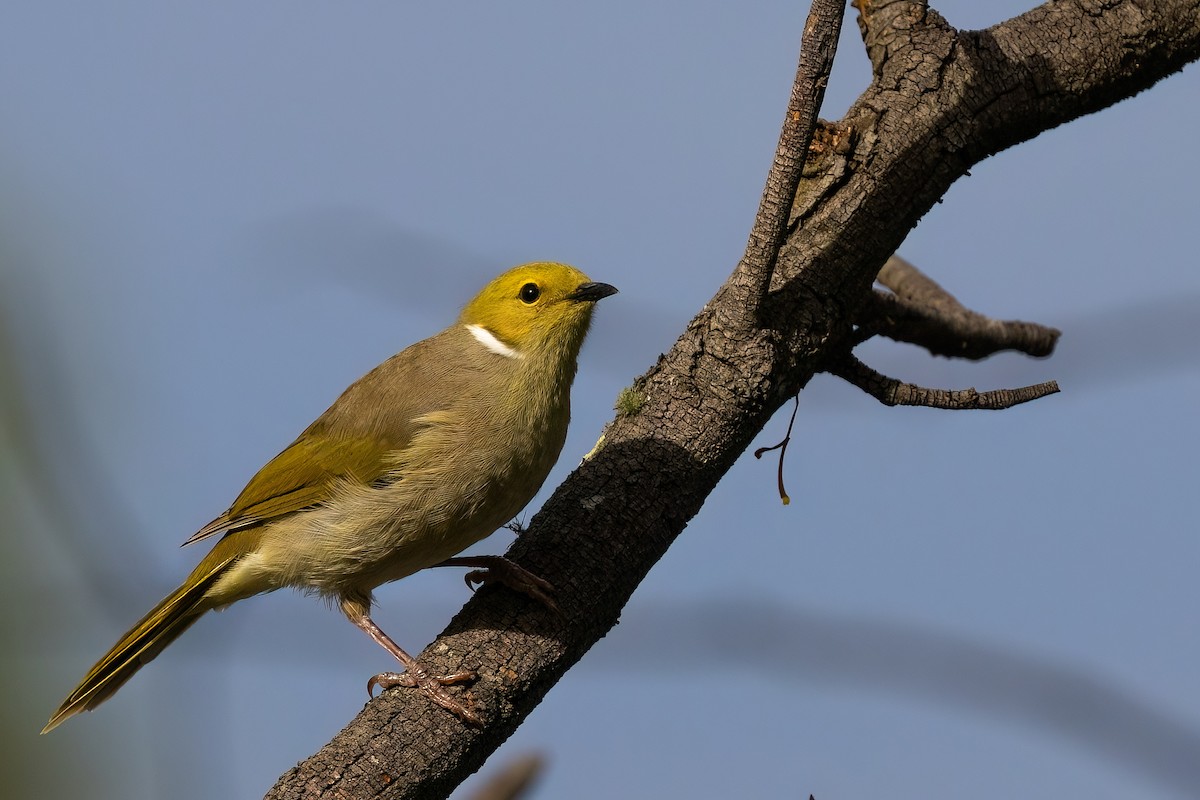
[368,668,481,725]
[463,560,559,615]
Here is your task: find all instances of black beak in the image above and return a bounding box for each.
[569,282,619,302]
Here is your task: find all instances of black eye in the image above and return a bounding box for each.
[519,282,541,304]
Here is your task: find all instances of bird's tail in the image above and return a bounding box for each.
[41,552,239,734]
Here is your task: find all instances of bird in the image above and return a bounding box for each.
[42,262,617,732]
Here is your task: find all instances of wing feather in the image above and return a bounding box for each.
[183,328,486,547]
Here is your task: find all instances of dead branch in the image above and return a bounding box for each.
[733,0,845,314]
[855,255,1062,359]
[829,353,1060,409]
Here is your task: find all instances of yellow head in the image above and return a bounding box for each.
[459,262,617,363]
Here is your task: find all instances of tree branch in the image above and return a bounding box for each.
[855,255,1062,359]
[730,0,844,320]
[267,2,1200,797]
[828,353,1061,409]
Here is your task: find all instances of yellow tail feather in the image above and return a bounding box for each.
[42,554,238,734]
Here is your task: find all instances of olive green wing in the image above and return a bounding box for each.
[181,328,481,548]
[182,431,398,546]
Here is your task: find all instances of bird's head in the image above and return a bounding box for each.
[459,262,617,363]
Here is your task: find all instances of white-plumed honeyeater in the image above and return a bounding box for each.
[43,262,616,731]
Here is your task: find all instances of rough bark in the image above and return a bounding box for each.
[267,1,1200,797]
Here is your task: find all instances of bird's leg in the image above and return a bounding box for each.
[433,556,558,614]
[339,595,481,725]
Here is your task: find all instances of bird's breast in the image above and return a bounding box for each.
[250,383,572,595]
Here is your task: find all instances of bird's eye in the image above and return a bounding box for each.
[519,283,541,304]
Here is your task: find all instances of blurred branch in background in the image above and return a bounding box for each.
[591,598,1200,798]
[466,753,546,800]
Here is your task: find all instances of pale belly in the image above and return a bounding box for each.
[206,427,562,604]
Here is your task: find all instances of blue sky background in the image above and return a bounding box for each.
[3,2,1198,798]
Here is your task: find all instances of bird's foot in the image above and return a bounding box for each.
[368,667,481,725]
[461,557,558,614]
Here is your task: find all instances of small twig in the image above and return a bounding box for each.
[736,0,845,313]
[754,395,800,505]
[857,255,1061,359]
[830,353,1059,410]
